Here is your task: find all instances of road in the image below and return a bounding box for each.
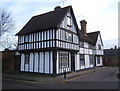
[2,67,119,89]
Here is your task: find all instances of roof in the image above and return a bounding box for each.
[87,31,100,44]
[79,30,94,44]
[104,49,120,56]
[16,6,79,36]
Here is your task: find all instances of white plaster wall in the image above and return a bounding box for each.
[50,51,53,74]
[76,54,80,70]
[34,52,39,72]
[20,53,25,71]
[24,64,29,72]
[29,53,33,72]
[85,55,89,68]
[39,52,44,73]
[45,52,49,74]
[56,51,59,74]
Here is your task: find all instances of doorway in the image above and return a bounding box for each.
[71,52,75,71]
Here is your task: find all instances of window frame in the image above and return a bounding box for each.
[80,54,85,66]
[25,53,30,64]
[65,31,73,42]
[80,41,84,47]
[97,56,100,64]
[98,44,101,50]
[67,16,72,27]
[89,55,94,65]
[59,52,69,69]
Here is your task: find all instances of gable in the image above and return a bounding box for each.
[96,34,103,46]
[59,7,80,34]
[59,10,77,33]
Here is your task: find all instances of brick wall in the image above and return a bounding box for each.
[2,50,20,72]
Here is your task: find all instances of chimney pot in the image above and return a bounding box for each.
[54,6,61,11]
[114,46,117,49]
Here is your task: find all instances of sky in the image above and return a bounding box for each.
[0,0,119,50]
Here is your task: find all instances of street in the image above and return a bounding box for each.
[2,67,119,89]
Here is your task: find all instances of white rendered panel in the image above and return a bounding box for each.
[56,52,59,74]
[53,30,55,39]
[56,30,58,39]
[47,30,49,40]
[34,52,39,72]
[25,64,29,72]
[76,54,80,71]
[29,53,33,72]
[44,31,46,40]
[20,53,25,71]
[39,52,44,73]
[85,55,89,68]
[50,51,53,74]
[50,30,52,39]
[45,52,49,73]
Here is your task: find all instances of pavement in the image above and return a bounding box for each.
[2,66,108,83]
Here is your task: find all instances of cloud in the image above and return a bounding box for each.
[0,0,119,50]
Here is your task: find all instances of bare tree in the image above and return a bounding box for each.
[0,9,14,37]
[0,35,18,50]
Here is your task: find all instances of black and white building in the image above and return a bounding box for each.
[16,6,103,74]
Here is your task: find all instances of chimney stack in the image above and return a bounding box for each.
[80,20,87,33]
[114,46,117,49]
[54,6,61,11]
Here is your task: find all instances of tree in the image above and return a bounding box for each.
[0,9,14,37]
[0,35,18,50]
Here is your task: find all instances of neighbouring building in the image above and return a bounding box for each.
[16,6,103,75]
[103,46,119,66]
[1,49,20,72]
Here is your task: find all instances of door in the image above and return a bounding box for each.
[94,56,96,67]
[71,52,75,71]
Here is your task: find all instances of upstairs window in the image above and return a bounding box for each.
[80,41,84,47]
[67,16,71,27]
[25,35,29,42]
[98,45,101,50]
[89,44,93,49]
[66,32,72,42]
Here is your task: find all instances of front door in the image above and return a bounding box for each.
[71,52,75,71]
[94,56,96,67]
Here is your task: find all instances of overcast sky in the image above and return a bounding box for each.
[0,0,119,50]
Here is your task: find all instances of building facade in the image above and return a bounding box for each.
[16,6,103,74]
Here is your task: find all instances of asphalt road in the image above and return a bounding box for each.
[2,67,119,89]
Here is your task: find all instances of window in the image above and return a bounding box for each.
[59,52,69,68]
[67,16,71,26]
[98,45,101,50]
[66,32,72,42]
[80,54,85,66]
[25,53,30,64]
[80,41,84,47]
[97,56,100,64]
[89,55,94,65]
[89,44,93,49]
[25,35,29,42]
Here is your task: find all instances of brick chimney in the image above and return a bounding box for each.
[80,20,87,33]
